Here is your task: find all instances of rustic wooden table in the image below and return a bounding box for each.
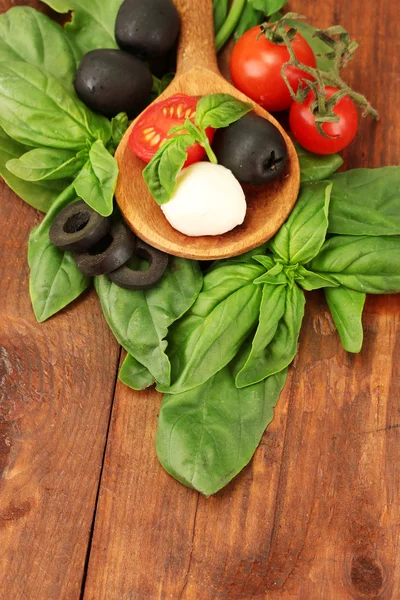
[1,0,400,598]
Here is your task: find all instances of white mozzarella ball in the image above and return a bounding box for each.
[161,162,246,236]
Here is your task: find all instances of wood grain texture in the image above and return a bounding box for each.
[115,0,300,261]
[84,0,400,599]
[0,2,121,596]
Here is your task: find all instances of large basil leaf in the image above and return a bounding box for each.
[7,148,84,182]
[328,167,400,236]
[194,94,252,130]
[308,235,400,294]
[119,354,155,391]
[295,143,343,183]
[41,0,122,59]
[325,287,366,353]
[142,134,195,205]
[160,266,263,394]
[270,181,332,265]
[73,141,118,216]
[209,244,269,271]
[236,283,305,387]
[0,126,68,212]
[95,258,203,387]
[295,265,339,291]
[28,185,91,322]
[0,7,77,88]
[157,360,288,496]
[249,0,287,14]
[0,62,111,149]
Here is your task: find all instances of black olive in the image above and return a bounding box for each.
[212,112,288,185]
[108,238,168,290]
[74,49,152,118]
[74,221,136,276]
[115,0,180,59]
[49,200,112,253]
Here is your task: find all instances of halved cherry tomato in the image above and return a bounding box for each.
[289,86,359,154]
[129,94,215,167]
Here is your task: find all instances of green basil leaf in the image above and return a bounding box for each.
[95,257,203,387]
[73,141,118,216]
[0,62,111,150]
[111,112,129,149]
[194,93,252,130]
[209,244,269,271]
[188,262,264,317]
[213,0,229,33]
[160,269,263,394]
[252,253,275,270]
[236,283,286,386]
[328,167,400,236]
[236,283,305,387]
[253,263,288,285]
[0,7,77,89]
[119,354,155,390]
[325,287,366,353]
[308,235,400,294]
[0,126,68,212]
[7,148,84,182]
[151,73,175,101]
[295,142,343,183]
[28,185,91,322]
[295,265,339,291]
[234,4,262,41]
[249,0,287,15]
[142,134,195,205]
[157,359,288,496]
[285,19,335,71]
[40,0,122,59]
[270,181,332,265]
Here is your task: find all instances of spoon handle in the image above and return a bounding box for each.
[174,0,219,75]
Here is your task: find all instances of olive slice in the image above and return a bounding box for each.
[108,238,169,290]
[49,200,112,252]
[73,221,136,276]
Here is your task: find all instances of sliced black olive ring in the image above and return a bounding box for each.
[73,221,136,276]
[108,238,169,290]
[49,200,112,252]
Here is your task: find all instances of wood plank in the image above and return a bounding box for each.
[0,185,120,600]
[83,0,400,598]
[0,1,121,594]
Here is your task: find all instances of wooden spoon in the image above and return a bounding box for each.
[115,0,300,261]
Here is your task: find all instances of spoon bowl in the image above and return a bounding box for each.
[115,0,300,260]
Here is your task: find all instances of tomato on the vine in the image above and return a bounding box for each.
[289,86,359,154]
[230,25,316,112]
[129,94,215,166]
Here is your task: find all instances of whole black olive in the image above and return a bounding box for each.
[115,0,180,59]
[108,238,168,290]
[74,49,152,118]
[74,221,136,276]
[212,112,288,185]
[49,200,112,252]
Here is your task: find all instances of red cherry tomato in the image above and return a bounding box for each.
[129,94,215,167]
[230,25,317,112]
[289,86,359,154]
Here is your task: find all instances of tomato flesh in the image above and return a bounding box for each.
[129,94,215,167]
[230,26,317,112]
[289,86,359,154]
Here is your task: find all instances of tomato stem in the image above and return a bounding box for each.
[273,19,379,136]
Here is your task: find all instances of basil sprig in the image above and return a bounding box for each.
[143,93,252,205]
